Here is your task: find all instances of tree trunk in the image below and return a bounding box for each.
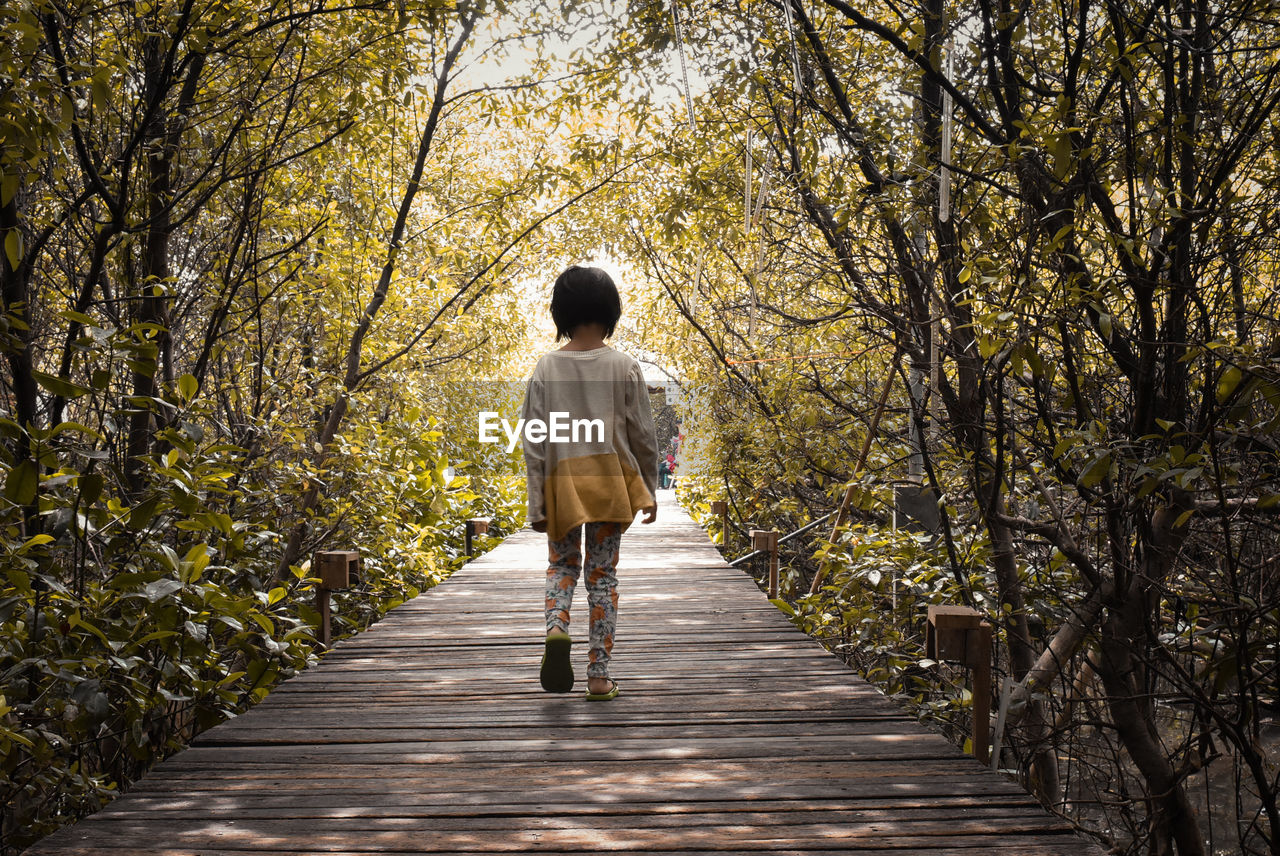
[1097,608,1204,855]
[0,196,39,534]
[125,143,173,495]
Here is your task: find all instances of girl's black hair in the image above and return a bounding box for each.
[550,265,622,341]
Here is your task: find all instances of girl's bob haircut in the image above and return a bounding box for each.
[550,265,622,342]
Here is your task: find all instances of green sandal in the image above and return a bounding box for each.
[585,679,620,701]
[539,632,573,693]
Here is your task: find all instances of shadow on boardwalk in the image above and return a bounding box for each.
[28,491,1103,855]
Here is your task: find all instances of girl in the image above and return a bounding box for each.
[521,265,659,701]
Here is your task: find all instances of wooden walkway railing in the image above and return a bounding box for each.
[28,492,1103,855]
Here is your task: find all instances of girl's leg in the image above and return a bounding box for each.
[583,521,622,685]
[545,525,582,635]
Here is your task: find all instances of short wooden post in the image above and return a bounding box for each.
[969,621,993,765]
[750,529,780,598]
[926,604,993,764]
[465,518,490,558]
[314,550,361,648]
[316,588,330,648]
[710,501,729,548]
[990,674,1014,770]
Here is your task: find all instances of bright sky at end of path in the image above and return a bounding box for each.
[514,255,676,385]
[455,0,703,107]
[447,0,692,386]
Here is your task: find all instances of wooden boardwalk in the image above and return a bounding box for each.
[29,492,1102,855]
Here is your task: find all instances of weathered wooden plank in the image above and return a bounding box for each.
[39,827,1098,853]
[200,719,909,736]
[134,759,1018,788]
[33,846,1102,856]
[230,702,903,719]
[43,813,1078,839]
[156,737,967,765]
[26,494,1104,856]
[119,780,1037,804]
[86,803,1055,822]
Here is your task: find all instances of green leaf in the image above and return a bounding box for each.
[0,172,19,207]
[143,578,183,602]
[50,421,101,440]
[3,229,21,269]
[1079,453,1112,488]
[79,472,104,505]
[17,533,53,553]
[135,630,178,644]
[59,309,98,326]
[4,459,37,505]
[177,373,199,403]
[1097,313,1112,341]
[69,612,113,648]
[183,543,210,583]
[128,495,162,530]
[1051,132,1072,181]
[217,671,246,687]
[1217,366,1243,403]
[33,371,92,399]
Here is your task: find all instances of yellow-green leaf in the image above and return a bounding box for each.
[0,173,19,207]
[1217,366,1243,403]
[4,460,37,505]
[3,229,20,269]
[177,373,199,402]
[33,371,92,399]
[17,533,53,553]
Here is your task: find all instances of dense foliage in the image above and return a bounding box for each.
[0,0,631,848]
[600,1,1280,854]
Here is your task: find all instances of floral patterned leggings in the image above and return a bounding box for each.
[546,522,621,679]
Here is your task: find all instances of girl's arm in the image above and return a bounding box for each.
[624,362,660,508]
[520,371,548,532]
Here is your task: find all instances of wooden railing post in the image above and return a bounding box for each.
[926,605,993,764]
[314,550,361,649]
[750,529,780,599]
[465,518,490,558]
[316,587,331,649]
[710,501,729,548]
[969,622,993,765]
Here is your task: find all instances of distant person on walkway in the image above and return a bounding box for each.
[665,451,677,488]
[521,265,659,701]
[659,455,671,489]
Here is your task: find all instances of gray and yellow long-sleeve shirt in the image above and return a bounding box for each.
[521,346,659,541]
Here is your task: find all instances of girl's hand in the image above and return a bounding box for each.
[641,505,657,524]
